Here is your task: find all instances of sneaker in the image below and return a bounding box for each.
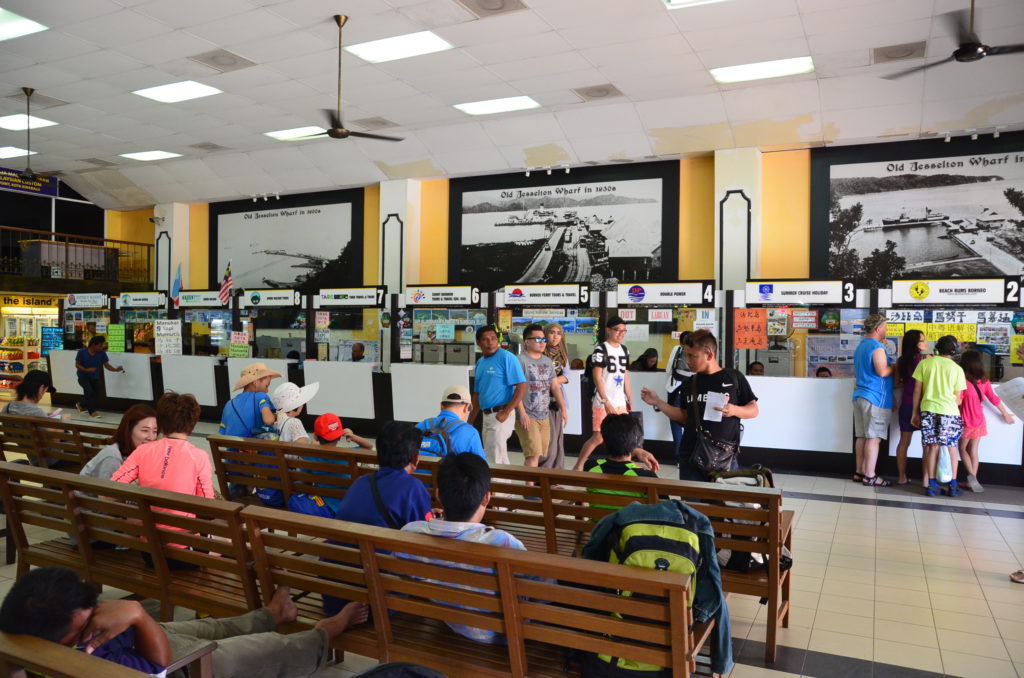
[90,412,103,419]
[926,480,941,497]
[966,474,984,493]
[947,480,961,497]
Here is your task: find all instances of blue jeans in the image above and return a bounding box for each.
[77,375,99,414]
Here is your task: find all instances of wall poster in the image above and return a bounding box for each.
[449,161,679,293]
[210,189,363,293]
[810,134,1024,288]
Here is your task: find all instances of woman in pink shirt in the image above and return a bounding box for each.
[958,350,1014,493]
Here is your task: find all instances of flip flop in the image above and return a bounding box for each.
[852,472,866,483]
[896,479,912,486]
[1011,570,1024,584]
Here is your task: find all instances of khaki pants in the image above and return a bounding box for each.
[162,608,329,678]
[482,410,516,465]
[515,416,551,458]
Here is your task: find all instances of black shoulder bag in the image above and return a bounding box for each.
[688,373,740,474]
[370,474,401,529]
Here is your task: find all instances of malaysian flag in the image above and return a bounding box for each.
[218,261,233,305]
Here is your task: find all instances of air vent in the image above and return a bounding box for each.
[80,158,117,167]
[609,158,634,163]
[452,0,526,19]
[583,160,601,165]
[571,84,623,102]
[5,92,68,109]
[189,141,230,152]
[350,116,399,131]
[188,49,256,73]
[872,41,927,64]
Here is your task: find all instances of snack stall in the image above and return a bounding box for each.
[0,294,59,390]
[392,284,483,422]
[611,281,716,447]
[116,292,167,354]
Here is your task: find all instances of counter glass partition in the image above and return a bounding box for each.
[249,308,306,360]
[63,309,111,348]
[510,309,599,366]
[318,308,381,362]
[410,307,488,364]
[121,309,168,353]
[182,309,232,356]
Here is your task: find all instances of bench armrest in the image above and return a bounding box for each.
[166,641,217,677]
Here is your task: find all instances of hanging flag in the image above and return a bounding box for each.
[218,261,233,305]
[171,263,182,308]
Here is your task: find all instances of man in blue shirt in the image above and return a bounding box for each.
[468,325,526,465]
[852,313,894,487]
[416,384,486,461]
[74,335,124,418]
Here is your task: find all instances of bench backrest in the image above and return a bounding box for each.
[209,435,785,561]
[0,462,259,612]
[0,632,146,678]
[242,505,695,677]
[0,415,114,471]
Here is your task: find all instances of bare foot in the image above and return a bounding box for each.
[267,586,298,626]
[315,602,369,641]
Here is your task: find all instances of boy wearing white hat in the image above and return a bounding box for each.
[272,381,320,444]
[219,362,283,439]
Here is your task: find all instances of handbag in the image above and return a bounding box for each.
[688,373,739,474]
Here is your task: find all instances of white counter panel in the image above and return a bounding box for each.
[627,371,673,442]
[103,353,154,401]
[49,350,82,395]
[563,369,583,436]
[887,397,1023,466]
[161,355,219,406]
[391,364,472,423]
[227,358,290,395]
[303,361,376,420]
[741,376,855,453]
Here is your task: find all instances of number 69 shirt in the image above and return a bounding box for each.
[590,341,630,409]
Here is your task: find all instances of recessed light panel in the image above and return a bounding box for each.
[663,0,729,8]
[0,114,57,131]
[132,81,222,103]
[710,56,815,84]
[120,151,182,161]
[0,8,47,42]
[454,95,541,116]
[0,146,35,159]
[344,30,453,64]
[264,126,326,141]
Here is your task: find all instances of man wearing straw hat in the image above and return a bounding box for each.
[219,362,283,439]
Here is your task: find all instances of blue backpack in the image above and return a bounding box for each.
[419,416,468,458]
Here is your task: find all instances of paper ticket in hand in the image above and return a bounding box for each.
[704,391,728,422]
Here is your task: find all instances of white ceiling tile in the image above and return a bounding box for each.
[44,79,126,106]
[923,54,1024,102]
[434,10,554,47]
[683,15,806,52]
[801,0,933,35]
[347,79,423,103]
[531,0,664,31]
[507,68,608,94]
[267,49,337,80]
[265,0,388,27]
[697,36,811,70]
[481,112,565,145]
[568,131,654,162]
[295,140,370,169]
[722,79,821,121]
[529,90,589,106]
[0,64,83,89]
[596,53,706,81]
[372,49,482,79]
[497,140,577,168]
[581,34,692,68]
[242,80,321,105]
[433,83,524,106]
[0,0,123,29]
[277,167,334,191]
[668,0,799,32]
[153,57,221,80]
[134,0,255,29]
[49,50,146,78]
[94,67,185,91]
[229,30,334,64]
[0,31,99,62]
[823,103,923,141]
[433,145,510,174]
[185,9,299,44]
[331,10,421,45]
[203,66,293,92]
[396,0,476,29]
[160,158,222,183]
[808,19,931,54]
[415,122,493,152]
[61,10,173,47]
[819,75,924,111]
[489,52,594,81]
[463,31,573,65]
[118,163,177,185]
[0,52,36,73]
[349,133,429,162]
[923,93,1024,131]
[810,49,871,75]
[113,30,219,64]
[615,73,718,101]
[557,12,680,50]
[204,152,264,177]
[555,102,644,138]
[411,67,506,93]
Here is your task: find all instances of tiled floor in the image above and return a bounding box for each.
[4,405,1023,677]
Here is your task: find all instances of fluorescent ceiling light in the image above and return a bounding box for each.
[0,114,57,131]
[0,8,47,42]
[454,95,541,116]
[664,0,729,8]
[119,151,182,161]
[0,146,35,159]
[709,56,815,84]
[264,126,326,141]
[132,80,222,103]
[344,30,453,64]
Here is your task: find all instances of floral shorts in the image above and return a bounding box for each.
[920,411,964,447]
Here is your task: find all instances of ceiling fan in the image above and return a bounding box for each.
[19,87,57,181]
[884,0,1024,79]
[305,15,403,142]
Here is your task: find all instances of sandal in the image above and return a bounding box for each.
[896,478,912,486]
[852,472,866,483]
[1011,570,1024,584]
[862,476,891,487]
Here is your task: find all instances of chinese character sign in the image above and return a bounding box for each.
[733,308,768,349]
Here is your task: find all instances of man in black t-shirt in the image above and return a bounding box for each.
[641,330,759,481]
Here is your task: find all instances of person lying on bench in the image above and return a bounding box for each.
[399,452,526,644]
[584,413,659,511]
[0,565,368,678]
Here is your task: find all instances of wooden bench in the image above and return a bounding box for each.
[0,632,216,678]
[208,435,793,662]
[0,461,260,620]
[242,505,717,678]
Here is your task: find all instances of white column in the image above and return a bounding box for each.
[153,202,192,292]
[378,179,422,290]
[713,148,763,290]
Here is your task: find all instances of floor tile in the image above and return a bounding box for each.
[940,649,1019,678]
[932,609,1000,636]
[875,584,931,608]
[873,638,943,673]
[823,566,874,585]
[1004,638,1024,663]
[728,664,801,678]
[874,571,928,592]
[928,592,992,616]
[812,610,872,638]
[821,580,873,599]
[935,628,1010,660]
[995,617,1024,641]
[816,593,874,618]
[874,619,938,648]
[807,628,873,660]
[986,601,1024,622]
[874,601,935,627]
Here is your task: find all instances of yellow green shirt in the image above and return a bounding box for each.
[912,356,966,417]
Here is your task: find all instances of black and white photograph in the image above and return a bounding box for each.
[820,145,1024,287]
[210,190,363,293]
[456,177,664,292]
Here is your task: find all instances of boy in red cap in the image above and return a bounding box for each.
[287,414,372,518]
